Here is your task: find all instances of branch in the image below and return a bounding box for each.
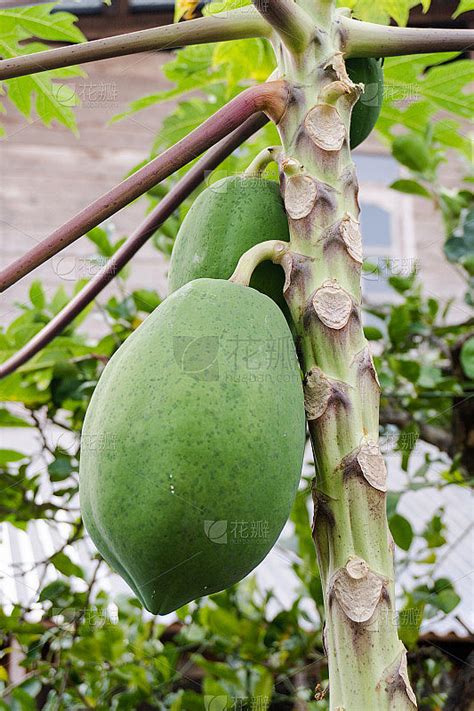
[0,113,268,379]
[0,8,270,80]
[0,81,288,292]
[434,317,474,336]
[251,0,313,53]
[341,17,474,58]
[380,408,453,454]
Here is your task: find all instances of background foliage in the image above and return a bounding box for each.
[0,1,473,709]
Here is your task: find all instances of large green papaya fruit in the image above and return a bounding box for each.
[347,57,384,149]
[168,176,290,317]
[79,278,305,615]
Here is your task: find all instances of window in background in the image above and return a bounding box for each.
[354,153,416,305]
[56,0,104,13]
[55,0,204,15]
[130,0,175,10]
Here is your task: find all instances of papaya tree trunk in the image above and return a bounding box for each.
[254,1,418,707]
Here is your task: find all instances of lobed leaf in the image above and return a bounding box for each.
[453,0,474,18]
[0,4,85,133]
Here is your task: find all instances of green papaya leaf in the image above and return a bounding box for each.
[0,449,27,465]
[29,281,46,310]
[396,359,421,383]
[398,596,425,648]
[423,513,446,549]
[50,552,84,579]
[111,44,226,124]
[379,54,473,158]
[213,38,274,83]
[388,304,411,345]
[453,0,474,18]
[132,290,161,313]
[364,326,384,340]
[444,237,469,261]
[251,667,273,709]
[0,4,84,43]
[460,337,474,379]
[389,514,414,551]
[386,492,401,518]
[202,679,231,711]
[381,0,413,26]
[10,688,36,711]
[444,207,474,266]
[38,579,70,602]
[48,454,74,482]
[392,133,432,173]
[86,227,114,257]
[388,274,417,294]
[434,589,461,613]
[390,179,431,198]
[432,580,461,613]
[0,4,86,134]
[0,409,32,427]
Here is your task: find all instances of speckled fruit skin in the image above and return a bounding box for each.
[347,58,384,149]
[168,176,290,317]
[79,279,306,615]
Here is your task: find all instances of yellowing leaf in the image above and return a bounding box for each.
[383,0,411,26]
[453,0,474,18]
[204,0,252,14]
[174,1,200,22]
[213,38,276,84]
[344,0,432,24]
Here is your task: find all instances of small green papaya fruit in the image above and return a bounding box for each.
[347,58,384,149]
[168,176,290,317]
[79,279,305,615]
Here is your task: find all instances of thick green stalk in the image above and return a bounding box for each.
[261,2,417,708]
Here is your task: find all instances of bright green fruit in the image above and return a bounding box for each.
[347,58,384,149]
[80,279,305,615]
[168,176,290,317]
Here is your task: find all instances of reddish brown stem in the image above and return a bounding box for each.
[0,113,268,379]
[0,82,287,292]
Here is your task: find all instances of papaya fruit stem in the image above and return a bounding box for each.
[244,146,282,177]
[0,82,287,294]
[0,113,270,379]
[248,0,418,707]
[0,7,271,81]
[229,240,289,287]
